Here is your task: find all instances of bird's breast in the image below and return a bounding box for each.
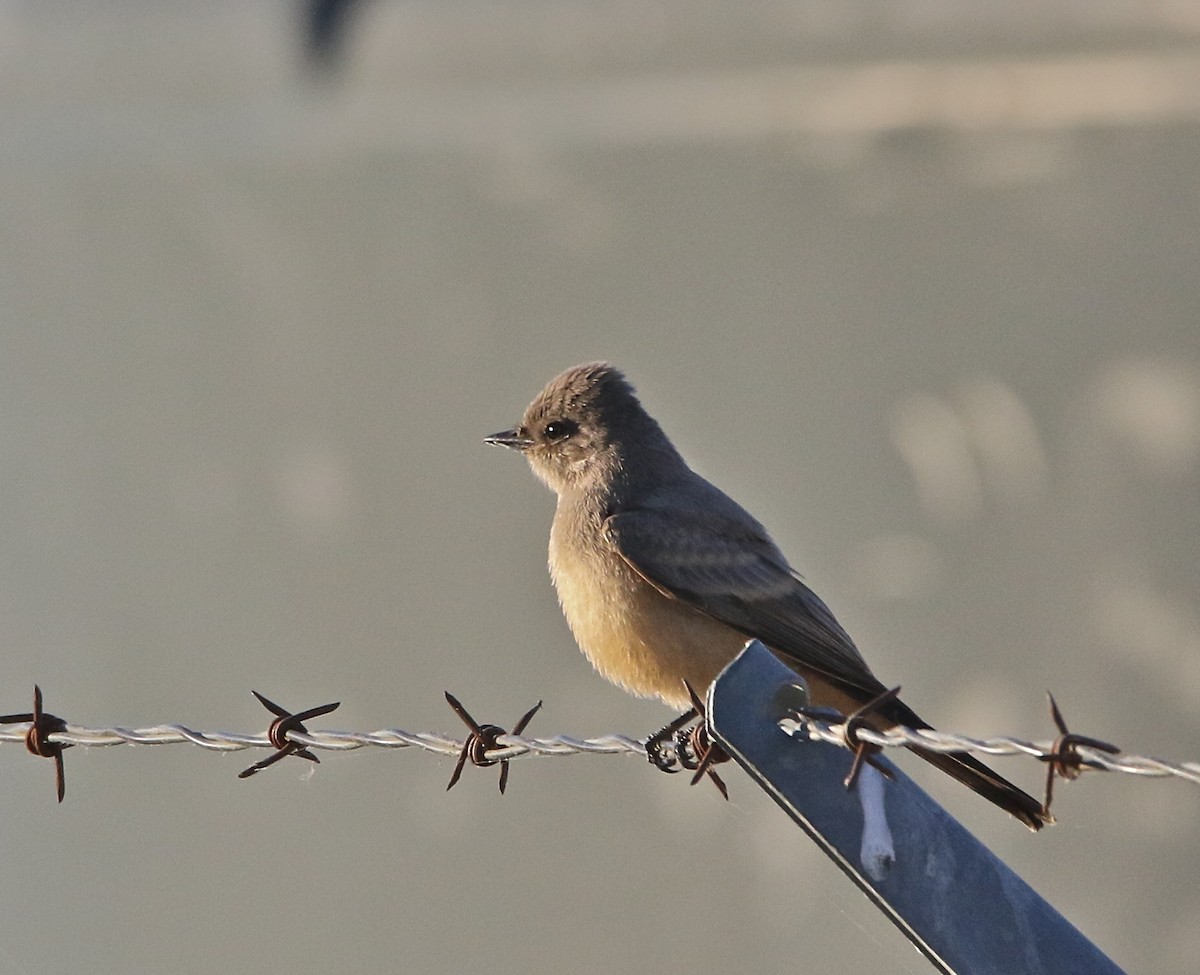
[548,516,744,710]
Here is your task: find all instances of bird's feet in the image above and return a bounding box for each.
[644,681,730,800]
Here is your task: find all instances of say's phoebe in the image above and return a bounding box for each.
[486,362,1050,830]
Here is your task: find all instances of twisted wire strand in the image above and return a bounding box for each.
[0,724,647,759]
[0,716,1196,785]
[780,719,1200,785]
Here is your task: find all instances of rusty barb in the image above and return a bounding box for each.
[443,692,543,794]
[793,686,902,791]
[0,685,71,802]
[644,681,730,800]
[1039,693,1119,817]
[238,692,341,779]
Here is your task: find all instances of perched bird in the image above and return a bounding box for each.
[486,362,1051,830]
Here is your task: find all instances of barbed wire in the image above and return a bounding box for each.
[0,722,648,759]
[2,685,1198,805]
[778,718,1200,784]
[2,718,1192,780]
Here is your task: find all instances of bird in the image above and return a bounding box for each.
[485,361,1051,830]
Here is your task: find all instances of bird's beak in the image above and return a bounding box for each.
[484,428,535,451]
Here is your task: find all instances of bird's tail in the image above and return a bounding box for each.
[909,745,1053,831]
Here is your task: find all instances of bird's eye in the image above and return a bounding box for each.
[544,419,577,441]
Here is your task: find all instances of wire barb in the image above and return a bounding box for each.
[1039,692,1119,816]
[643,683,729,799]
[680,680,730,800]
[0,685,71,802]
[444,693,543,794]
[238,692,341,779]
[797,686,901,790]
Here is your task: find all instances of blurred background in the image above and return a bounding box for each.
[1,2,1198,972]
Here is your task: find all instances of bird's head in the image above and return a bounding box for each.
[485,361,645,494]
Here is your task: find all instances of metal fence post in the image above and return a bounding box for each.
[707,640,1125,975]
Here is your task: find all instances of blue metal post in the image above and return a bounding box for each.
[707,640,1125,975]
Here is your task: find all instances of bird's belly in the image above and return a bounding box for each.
[552,554,745,710]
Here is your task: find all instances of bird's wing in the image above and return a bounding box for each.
[603,509,884,695]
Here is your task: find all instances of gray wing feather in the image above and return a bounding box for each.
[602,508,882,694]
